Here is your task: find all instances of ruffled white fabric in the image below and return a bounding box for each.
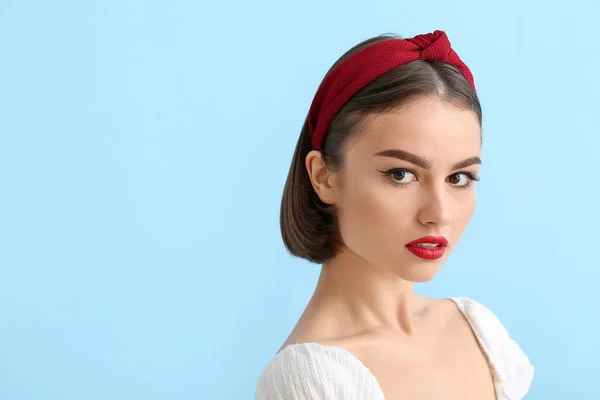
[449,297,534,399]
[256,342,384,400]
[256,297,534,399]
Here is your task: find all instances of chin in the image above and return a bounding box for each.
[395,261,443,283]
[406,274,438,283]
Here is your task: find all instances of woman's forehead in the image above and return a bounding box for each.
[347,98,481,162]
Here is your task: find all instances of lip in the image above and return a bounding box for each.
[405,235,448,260]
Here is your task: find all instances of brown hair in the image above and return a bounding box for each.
[280,33,482,264]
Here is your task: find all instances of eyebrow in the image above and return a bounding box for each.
[373,149,482,170]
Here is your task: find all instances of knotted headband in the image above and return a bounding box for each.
[307,30,476,150]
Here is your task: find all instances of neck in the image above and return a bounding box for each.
[307,246,427,337]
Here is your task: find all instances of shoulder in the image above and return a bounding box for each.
[255,342,384,400]
[448,297,534,400]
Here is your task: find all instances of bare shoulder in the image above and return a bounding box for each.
[280,327,386,354]
[278,307,392,354]
[425,296,477,331]
[426,297,491,347]
[427,296,464,319]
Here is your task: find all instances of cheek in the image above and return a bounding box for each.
[336,178,411,244]
[451,190,477,231]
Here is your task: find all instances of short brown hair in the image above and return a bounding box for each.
[280,33,482,264]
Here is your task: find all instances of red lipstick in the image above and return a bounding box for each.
[405,236,448,260]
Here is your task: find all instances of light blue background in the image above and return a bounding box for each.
[1,0,598,399]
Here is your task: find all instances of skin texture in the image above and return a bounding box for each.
[282,96,495,399]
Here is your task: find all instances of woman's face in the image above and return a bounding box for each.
[333,96,481,282]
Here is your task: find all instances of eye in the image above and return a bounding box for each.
[448,172,479,188]
[382,168,417,184]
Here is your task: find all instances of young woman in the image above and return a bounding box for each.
[256,30,534,400]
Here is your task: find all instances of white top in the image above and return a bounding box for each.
[256,297,534,400]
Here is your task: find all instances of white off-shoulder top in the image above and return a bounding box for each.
[256,297,534,399]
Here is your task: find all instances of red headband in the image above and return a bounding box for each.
[307,30,476,150]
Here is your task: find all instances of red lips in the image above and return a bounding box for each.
[405,236,448,260]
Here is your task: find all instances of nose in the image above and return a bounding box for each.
[417,185,451,228]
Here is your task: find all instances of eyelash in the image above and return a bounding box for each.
[379,168,480,190]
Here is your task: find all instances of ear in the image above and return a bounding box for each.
[305,150,337,205]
